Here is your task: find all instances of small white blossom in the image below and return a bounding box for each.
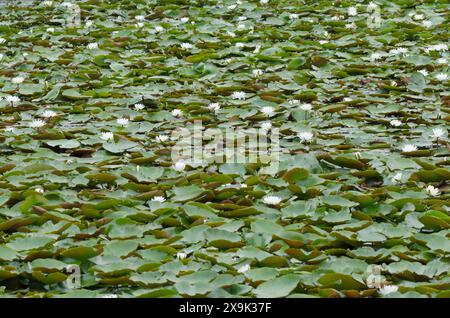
[180,17,189,23]
[426,185,440,197]
[42,110,56,118]
[418,69,429,76]
[151,196,166,203]
[177,252,187,260]
[370,52,383,61]
[5,95,21,105]
[261,122,272,132]
[87,42,98,49]
[42,0,53,6]
[368,2,378,10]
[391,172,402,183]
[252,69,263,77]
[435,73,448,81]
[12,77,25,84]
[180,42,193,50]
[261,106,275,117]
[378,285,398,296]
[343,97,353,102]
[35,187,44,194]
[207,102,220,113]
[289,99,300,105]
[413,14,424,21]
[298,131,314,143]
[390,119,402,127]
[0,38,6,44]
[431,128,446,139]
[300,103,313,111]
[289,13,299,20]
[401,144,417,153]
[29,119,46,128]
[260,0,269,4]
[227,31,236,37]
[46,27,55,33]
[173,161,186,171]
[348,7,357,16]
[231,91,246,100]
[154,26,164,33]
[172,109,183,117]
[135,15,145,21]
[134,103,145,110]
[156,134,169,143]
[237,264,250,273]
[345,22,357,30]
[422,20,432,28]
[253,45,261,54]
[117,118,129,126]
[262,195,282,206]
[100,132,114,141]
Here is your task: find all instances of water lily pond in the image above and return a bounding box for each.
[0,0,449,298]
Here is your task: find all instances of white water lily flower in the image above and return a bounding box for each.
[289,13,299,20]
[151,196,166,203]
[370,52,383,61]
[418,69,429,76]
[231,91,246,100]
[413,14,424,21]
[207,102,220,113]
[300,103,313,111]
[135,22,144,28]
[237,264,250,273]
[289,99,300,105]
[425,44,448,53]
[262,195,282,206]
[46,27,55,33]
[401,144,417,152]
[85,20,94,27]
[368,2,378,9]
[298,131,314,143]
[436,58,447,65]
[435,73,448,81]
[42,0,53,6]
[235,42,245,47]
[173,161,186,171]
[4,126,15,132]
[134,103,145,110]
[135,15,145,21]
[0,37,6,44]
[172,109,183,117]
[345,22,357,30]
[252,69,263,77]
[343,97,353,102]
[378,285,398,296]
[87,42,98,49]
[176,252,187,260]
[180,42,193,50]
[261,106,275,117]
[156,134,169,143]
[392,172,402,183]
[154,26,164,33]
[12,77,25,84]
[35,187,44,194]
[426,185,440,197]
[227,31,236,37]
[100,132,114,141]
[348,7,357,16]
[5,95,21,104]
[253,45,261,54]
[261,122,272,131]
[117,118,129,126]
[431,128,446,139]
[42,110,56,118]
[422,20,432,28]
[29,119,46,128]
[180,17,189,23]
[390,119,402,127]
